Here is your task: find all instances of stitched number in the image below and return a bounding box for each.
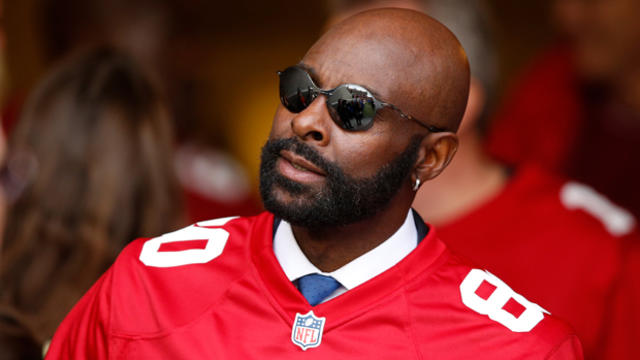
[139,217,237,268]
[561,182,636,236]
[460,269,549,332]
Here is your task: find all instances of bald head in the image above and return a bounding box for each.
[303,8,469,132]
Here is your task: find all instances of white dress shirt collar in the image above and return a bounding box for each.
[273,210,418,293]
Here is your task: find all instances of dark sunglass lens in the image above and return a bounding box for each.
[279,67,317,113]
[327,85,376,131]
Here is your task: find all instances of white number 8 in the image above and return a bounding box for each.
[139,217,237,268]
[460,269,549,332]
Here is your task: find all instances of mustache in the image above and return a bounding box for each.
[260,135,422,228]
[262,137,339,177]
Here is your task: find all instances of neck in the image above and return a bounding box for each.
[290,190,412,272]
[413,130,508,225]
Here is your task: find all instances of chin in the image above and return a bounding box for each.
[269,185,315,207]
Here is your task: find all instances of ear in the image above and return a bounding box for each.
[413,132,459,184]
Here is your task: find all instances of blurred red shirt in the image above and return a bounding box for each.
[486,45,640,219]
[436,165,639,359]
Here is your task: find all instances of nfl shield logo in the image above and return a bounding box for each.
[291,311,326,350]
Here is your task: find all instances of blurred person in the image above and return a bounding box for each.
[0,47,183,345]
[46,9,581,359]
[37,0,261,223]
[486,0,640,220]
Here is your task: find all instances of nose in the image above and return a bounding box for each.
[290,96,331,146]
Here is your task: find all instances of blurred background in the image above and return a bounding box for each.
[1,0,554,196]
[1,1,640,358]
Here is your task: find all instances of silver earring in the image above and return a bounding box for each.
[413,178,421,191]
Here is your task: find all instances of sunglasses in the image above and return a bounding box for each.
[277,65,446,132]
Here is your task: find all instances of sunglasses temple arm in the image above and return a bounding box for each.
[381,102,447,133]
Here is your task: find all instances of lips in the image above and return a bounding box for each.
[279,150,326,176]
[276,150,327,184]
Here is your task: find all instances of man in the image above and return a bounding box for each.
[487,0,640,220]
[45,9,582,359]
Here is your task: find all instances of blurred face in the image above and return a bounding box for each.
[554,0,640,81]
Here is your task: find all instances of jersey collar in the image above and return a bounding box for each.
[249,211,448,333]
[273,209,418,292]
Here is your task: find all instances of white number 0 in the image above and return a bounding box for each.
[460,269,549,332]
[139,217,237,268]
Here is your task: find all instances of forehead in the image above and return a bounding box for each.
[301,34,422,106]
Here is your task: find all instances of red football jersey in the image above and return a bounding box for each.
[46,212,582,359]
[435,166,638,359]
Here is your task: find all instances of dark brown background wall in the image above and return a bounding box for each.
[2,0,555,184]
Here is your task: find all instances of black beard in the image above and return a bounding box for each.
[259,136,420,229]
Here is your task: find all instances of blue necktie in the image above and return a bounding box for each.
[298,274,341,306]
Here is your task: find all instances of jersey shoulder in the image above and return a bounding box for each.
[410,250,580,357]
[518,166,636,238]
[486,166,638,263]
[106,213,272,336]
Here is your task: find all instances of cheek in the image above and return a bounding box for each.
[269,105,292,138]
[331,128,405,177]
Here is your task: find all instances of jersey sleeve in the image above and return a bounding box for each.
[547,335,584,360]
[44,267,113,360]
